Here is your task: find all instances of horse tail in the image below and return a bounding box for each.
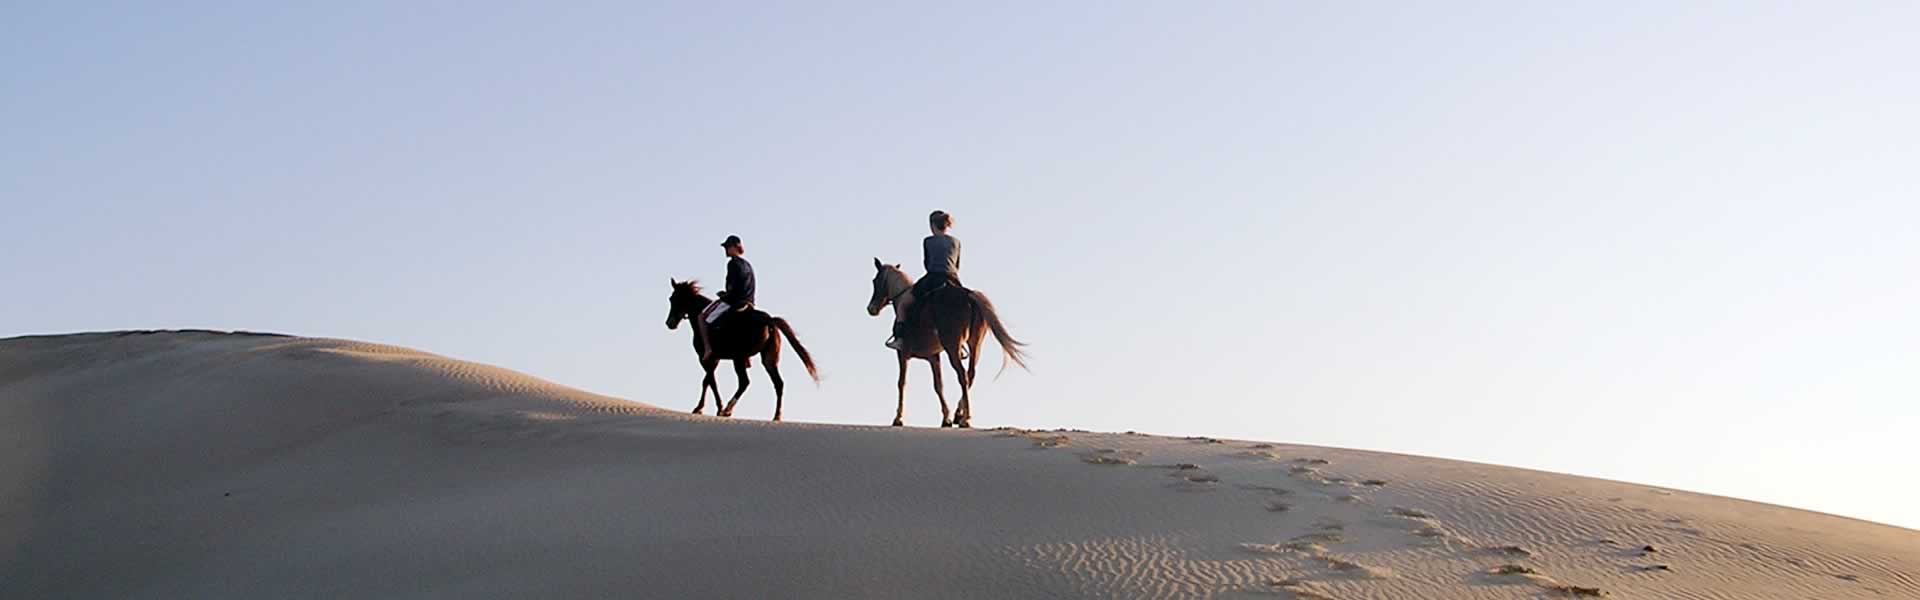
[968,290,1030,379]
[771,317,820,383]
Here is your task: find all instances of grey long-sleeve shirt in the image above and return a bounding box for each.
[923,234,961,276]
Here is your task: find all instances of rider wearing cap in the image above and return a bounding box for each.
[699,234,756,361]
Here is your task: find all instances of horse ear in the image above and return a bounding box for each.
[873,257,882,269]
[669,277,678,286]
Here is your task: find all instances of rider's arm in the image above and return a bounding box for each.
[921,236,935,274]
[724,259,745,301]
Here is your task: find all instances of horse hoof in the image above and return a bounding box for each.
[692,409,704,415]
[772,415,783,422]
[891,419,905,427]
[940,420,953,428]
[956,420,971,429]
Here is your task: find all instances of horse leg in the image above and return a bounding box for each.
[944,334,972,428]
[694,360,718,414]
[967,320,987,388]
[763,340,785,422]
[893,351,909,427]
[929,358,952,428]
[722,359,750,417]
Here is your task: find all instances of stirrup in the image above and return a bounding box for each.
[884,337,902,350]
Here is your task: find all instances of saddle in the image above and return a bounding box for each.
[900,282,971,351]
[712,306,772,334]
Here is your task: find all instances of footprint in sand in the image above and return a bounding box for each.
[1545,583,1608,597]
[1285,465,1330,486]
[1242,537,1333,557]
[1478,565,1607,597]
[1079,449,1140,465]
[1290,531,1345,546]
[1318,557,1394,580]
[1179,472,1222,483]
[1242,532,1390,582]
[993,428,1071,448]
[1237,542,1297,555]
[1373,507,1466,547]
[1481,545,1532,558]
[1163,466,1222,492]
[1029,434,1070,448]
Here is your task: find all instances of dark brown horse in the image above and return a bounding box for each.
[866,259,1028,428]
[666,279,818,421]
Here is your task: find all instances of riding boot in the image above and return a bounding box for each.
[885,321,904,350]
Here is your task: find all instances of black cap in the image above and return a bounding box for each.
[721,235,742,248]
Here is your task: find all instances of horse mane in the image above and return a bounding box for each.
[674,280,705,296]
[879,263,911,281]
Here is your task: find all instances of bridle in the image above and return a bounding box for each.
[880,271,912,306]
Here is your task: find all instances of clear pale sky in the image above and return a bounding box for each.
[5,2,1916,529]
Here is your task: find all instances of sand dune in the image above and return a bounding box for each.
[3,331,1915,599]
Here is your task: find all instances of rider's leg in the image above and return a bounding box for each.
[698,301,728,360]
[886,313,905,349]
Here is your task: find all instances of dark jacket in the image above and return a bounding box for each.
[722,256,755,306]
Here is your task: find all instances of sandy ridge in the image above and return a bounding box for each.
[3,331,1915,599]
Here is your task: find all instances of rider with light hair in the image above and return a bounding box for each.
[887,211,961,350]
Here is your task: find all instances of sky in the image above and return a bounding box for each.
[4,2,1916,529]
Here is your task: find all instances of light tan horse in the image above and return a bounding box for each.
[866,259,1028,427]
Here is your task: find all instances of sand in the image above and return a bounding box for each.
[3,331,1915,599]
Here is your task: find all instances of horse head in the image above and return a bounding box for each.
[868,258,911,316]
[667,278,707,329]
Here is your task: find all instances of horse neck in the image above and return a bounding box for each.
[887,273,915,314]
[680,294,713,318]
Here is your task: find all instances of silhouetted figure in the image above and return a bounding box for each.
[698,235,755,362]
[667,278,817,421]
[888,211,962,351]
[866,251,1027,429]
